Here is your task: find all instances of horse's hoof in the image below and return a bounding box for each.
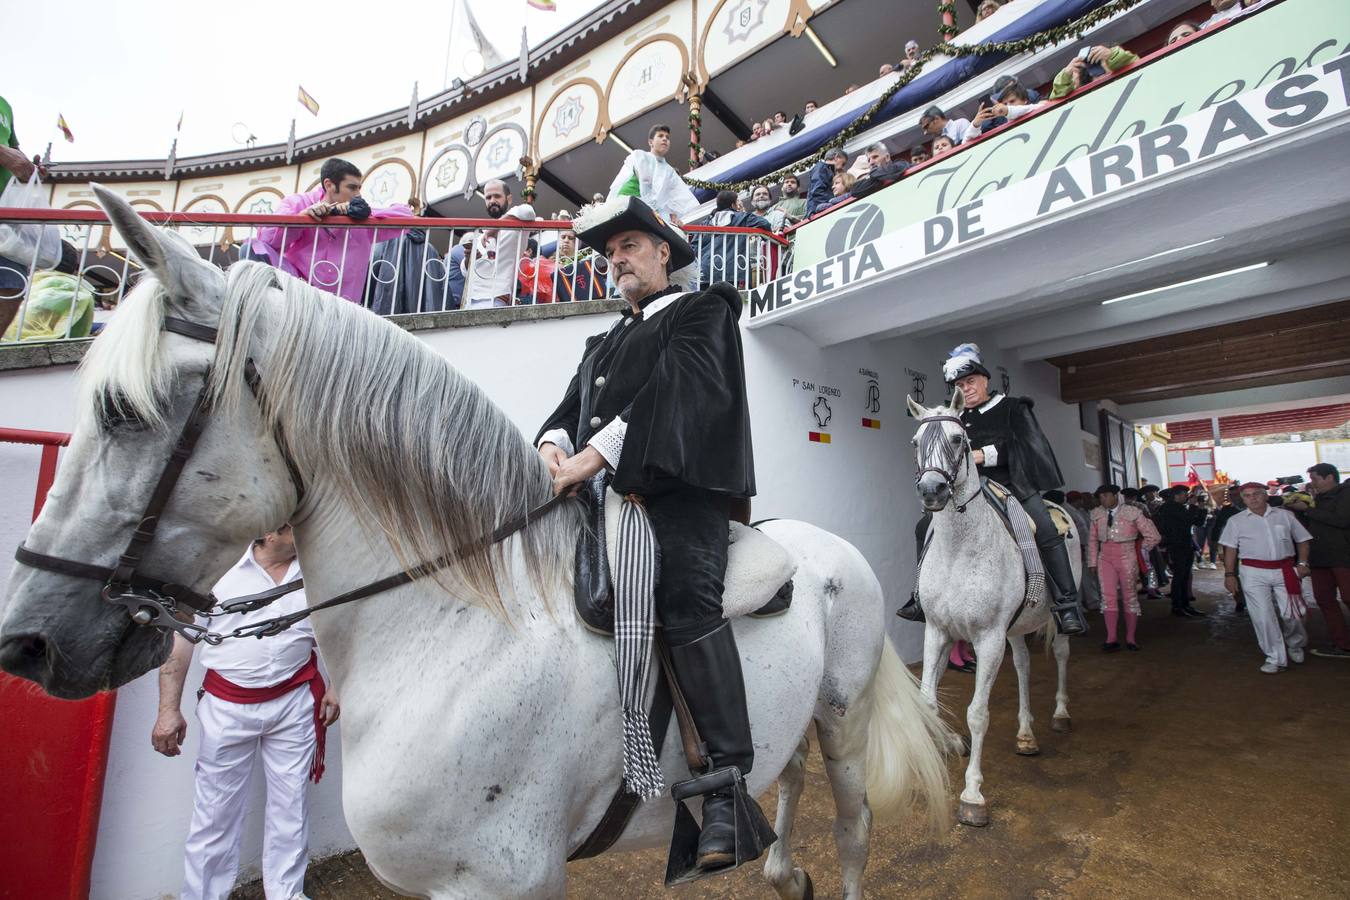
[1016,738,1040,756]
[1050,716,1072,733]
[957,800,989,827]
[801,870,814,900]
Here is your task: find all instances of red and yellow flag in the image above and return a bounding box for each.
[861,418,881,429]
[297,85,320,116]
[808,432,831,444]
[56,113,74,143]
[528,0,557,9]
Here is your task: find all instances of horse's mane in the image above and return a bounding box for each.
[85,260,580,619]
[78,277,176,431]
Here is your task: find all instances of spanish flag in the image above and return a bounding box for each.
[861,418,881,429]
[57,113,74,143]
[528,0,557,9]
[297,85,321,117]
[808,432,831,444]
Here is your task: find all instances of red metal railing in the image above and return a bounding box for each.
[0,427,118,900]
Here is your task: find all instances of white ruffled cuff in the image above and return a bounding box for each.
[981,444,999,466]
[538,428,575,457]
[588,417,627,470]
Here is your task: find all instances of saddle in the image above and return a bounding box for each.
[573,480,796,636]
[982,479,1072,537]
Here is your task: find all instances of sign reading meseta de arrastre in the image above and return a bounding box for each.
[750,0,1350,320]
[750,37,1350,320]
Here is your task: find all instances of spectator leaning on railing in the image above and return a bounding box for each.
[460,178,537,309]
[920,105,972,146]
[256,158,411,304]
[767,175,807,230]
[805,148,849,217]
[1050,45,1139,99]
[700,190,771,287]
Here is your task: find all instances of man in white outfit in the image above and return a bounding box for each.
[607,124,700,225]
[1219,482,1313,673]
[151,526,339,900]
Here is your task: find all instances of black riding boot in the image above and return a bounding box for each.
[897,512,931,622]
[666,622,773,871]
[1042,542,1089,636]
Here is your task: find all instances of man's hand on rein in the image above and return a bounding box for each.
[552,446,606,495]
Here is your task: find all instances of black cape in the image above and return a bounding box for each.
[535,283,755,497]
[962,394,1063,498]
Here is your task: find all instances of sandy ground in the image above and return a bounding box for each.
[233,569,1350,899]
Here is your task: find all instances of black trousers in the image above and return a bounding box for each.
[645,488,731,646]
[1167,546,1195,606]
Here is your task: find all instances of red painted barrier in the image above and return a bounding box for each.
[0,428,117,900]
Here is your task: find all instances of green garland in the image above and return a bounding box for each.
[683,0,1147,193]
[938,1,960,38]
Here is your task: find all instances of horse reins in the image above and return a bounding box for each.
[914,413,977,513]
[13,314,568,645]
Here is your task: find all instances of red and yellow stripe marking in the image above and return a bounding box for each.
[808,432,831,443]
[861,418,881,429]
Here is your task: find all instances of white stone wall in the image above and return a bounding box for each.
[0,308,1097,898]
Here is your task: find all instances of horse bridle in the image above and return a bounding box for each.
[914,413,977,513]
[14,315,566,645]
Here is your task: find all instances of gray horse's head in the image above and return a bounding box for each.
[907,388,972,513]
[0,188,297,699]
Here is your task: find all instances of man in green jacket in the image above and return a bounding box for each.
[0,94,38,336]
[1287,463,1350,658]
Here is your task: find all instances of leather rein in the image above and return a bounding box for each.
[914,413,977,514]
[13,315,567,645]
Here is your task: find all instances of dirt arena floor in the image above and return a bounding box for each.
[235,569,1350,899]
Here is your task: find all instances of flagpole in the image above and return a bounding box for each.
[443,0,459,89]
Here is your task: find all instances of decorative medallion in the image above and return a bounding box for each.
[247,196,275,215]
[723,0,770,44]
[552,96,585,139]
[465,116,489,148]
[366,169,399,206]
[435,156,462,190]
[485,135,512,171]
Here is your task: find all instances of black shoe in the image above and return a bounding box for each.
[1053,604,1088,635]
[1102,641,1121,653]
[1235,604,1247,617]
[1172,606,1189,618]
[696,791,737,870]
[1182,605,1207,618]
[1042,541,1088,636]
[1126,642,1141,651]
[897,592,926,622]
[947,660,976,673]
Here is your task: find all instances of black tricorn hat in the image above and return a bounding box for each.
[572,196,696,272]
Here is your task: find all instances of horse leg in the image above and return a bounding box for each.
[763,735,814,900]
[1007,634,1039,756]
[1050,633,1072,732]
[920,626,965,756]
[816,705,873,900]
[958,632,1007,827]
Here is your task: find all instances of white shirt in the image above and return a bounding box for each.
[607,150,700,223]
[462,203,537,304]
[198,547,314,687]
[1218,507,1312,561]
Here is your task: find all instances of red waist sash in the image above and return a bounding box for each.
[1240,557,1305,602]
[202,651,327,782]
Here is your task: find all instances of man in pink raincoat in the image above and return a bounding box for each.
[257,158,412,303]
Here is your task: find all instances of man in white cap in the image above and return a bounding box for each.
[1220,482,1312,672]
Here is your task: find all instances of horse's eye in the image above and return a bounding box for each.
[99,393,146,431]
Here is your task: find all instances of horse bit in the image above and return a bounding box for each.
[13,315,565,645]
[914,413,976,514]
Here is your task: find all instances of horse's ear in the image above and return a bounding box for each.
[950,386,965,412]
[93,184,224,317]
[906,395,927,420]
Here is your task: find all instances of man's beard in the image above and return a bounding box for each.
[486,201,506,218]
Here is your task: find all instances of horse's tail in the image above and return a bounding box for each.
[1041,617,1057,656]
[864,639,951,834]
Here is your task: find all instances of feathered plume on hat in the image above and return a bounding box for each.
[943,342,992,383]
[571,196,697,291]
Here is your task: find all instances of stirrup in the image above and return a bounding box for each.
[897,592,926,622]
[1051,602,1088,636]
[663,767,776,886]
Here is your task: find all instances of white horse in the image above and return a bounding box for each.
[0,189,951,899]
[906,391,1075,828]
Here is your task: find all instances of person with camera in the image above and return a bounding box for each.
[1286,463,1350,659]
[258,157,411,303]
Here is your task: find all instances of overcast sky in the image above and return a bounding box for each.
[7,0,602,163]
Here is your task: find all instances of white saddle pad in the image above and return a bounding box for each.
[604,488,796,619]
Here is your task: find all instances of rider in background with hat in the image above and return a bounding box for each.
[900,343,1089,635]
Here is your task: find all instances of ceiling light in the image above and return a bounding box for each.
[1099,261,1270,306]
[608,133,633,154]
[803,26,838,68]
[1078,237,1222,279]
